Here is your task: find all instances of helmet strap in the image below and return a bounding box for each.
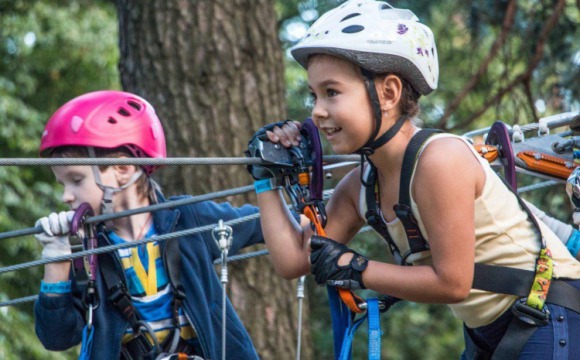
[87,147,144,218]
[358,68,383,156]
[357,69,408,187]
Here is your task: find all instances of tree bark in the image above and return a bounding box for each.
[115,1,313,358]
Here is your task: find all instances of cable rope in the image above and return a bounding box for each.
[517,180,560,193]
[0,159,353,241]
[0,155,360,167]
[0,184,340,273]
[0,226,375,308]
[0,213,260,276]
[461,112,578,138]
[0,185,253,241]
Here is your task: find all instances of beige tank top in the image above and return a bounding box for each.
[359,133,580,328]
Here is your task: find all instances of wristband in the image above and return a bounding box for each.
[566,230,580,257]
[40,280,71,294]
[254,179,280,194]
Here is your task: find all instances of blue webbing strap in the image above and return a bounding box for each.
[78,324,94,360]
[328,286,351,359]
[367,298,381,360]
[328,286,382,360]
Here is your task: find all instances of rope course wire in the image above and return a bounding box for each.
[0,182,343,276]
[1,112,577,309]
[461,111,578,138]
[0,178,569,304]
[0,155,360,167]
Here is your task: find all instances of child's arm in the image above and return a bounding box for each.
[35,211,75,290]
[525,200,580,260]
[247,121,367,279]
[34,211,85,350]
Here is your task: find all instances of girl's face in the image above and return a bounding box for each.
[307,54,374,154]
[52,165,116,215]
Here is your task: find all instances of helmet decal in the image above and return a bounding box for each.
[71,115,84,133]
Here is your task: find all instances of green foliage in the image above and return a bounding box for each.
[0,0,577,358]
[0,0,119,357]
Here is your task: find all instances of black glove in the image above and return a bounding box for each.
[310,235,369,290]
[245,120,294,182]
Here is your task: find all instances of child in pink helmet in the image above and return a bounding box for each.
[246,1,580,358]
[34,90,261,360]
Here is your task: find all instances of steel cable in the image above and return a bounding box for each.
[0,155,360,167]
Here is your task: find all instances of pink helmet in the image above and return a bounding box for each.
[40,90,166,175]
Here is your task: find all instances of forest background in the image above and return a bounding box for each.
[0,0,578,359]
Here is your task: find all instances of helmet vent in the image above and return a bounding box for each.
[127,100,142,111]
[117,107,131,117]
[342,25,364,34]
[341,13,360,22]
[108,117,118,124]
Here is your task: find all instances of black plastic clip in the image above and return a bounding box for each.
[511,298,550,327]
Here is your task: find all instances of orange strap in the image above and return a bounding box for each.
[303,205,365,313]
[516,151,576,179]
[474,144,499,162]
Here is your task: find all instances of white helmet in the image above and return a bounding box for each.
[291,0,438,95]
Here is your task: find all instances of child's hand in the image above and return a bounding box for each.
[245,120,303,182]
[261,120,302,148]
[34,211,75,258]
[310,235,368,290]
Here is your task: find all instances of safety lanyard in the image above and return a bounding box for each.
[284,119,381,360]
[70,202,99,360]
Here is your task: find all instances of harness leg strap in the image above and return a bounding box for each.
[491,317,539,360]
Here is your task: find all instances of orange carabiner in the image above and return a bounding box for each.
[304,205,365,313]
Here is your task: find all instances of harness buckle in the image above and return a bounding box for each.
[365,210,380,226]
[109,283,128,304]
[511,298,550,327]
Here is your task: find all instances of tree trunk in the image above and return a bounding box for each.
[115,1,313,359]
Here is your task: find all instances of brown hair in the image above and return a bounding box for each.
[377,72,421,119]
[48,146,160,204]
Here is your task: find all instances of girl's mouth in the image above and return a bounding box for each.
[325,127,341,138]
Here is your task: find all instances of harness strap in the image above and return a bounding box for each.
[164,237,186,353]
[364,129,441,264]
[491,318,537,360]
[362,129,570,358]
[98,245,141,330]
[473,264,580,312]
[98,229,187,358]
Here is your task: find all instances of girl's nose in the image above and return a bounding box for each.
[311,100,328,124]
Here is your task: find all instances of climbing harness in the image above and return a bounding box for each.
[364,129,442,266]
[98,223,197,360]
[363,125,580,359]
[211,220,233,360]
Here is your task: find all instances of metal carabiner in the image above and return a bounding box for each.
[87,303,94,330]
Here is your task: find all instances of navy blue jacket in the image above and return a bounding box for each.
[35,194,263,360]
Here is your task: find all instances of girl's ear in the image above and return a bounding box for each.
[376,74,403,113]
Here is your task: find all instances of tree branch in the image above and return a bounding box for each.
[450,0,565,131]
[437,0,517,129]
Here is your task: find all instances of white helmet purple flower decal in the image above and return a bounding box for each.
[291,0,438,95]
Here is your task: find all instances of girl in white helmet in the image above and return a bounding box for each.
[246,1,580,358]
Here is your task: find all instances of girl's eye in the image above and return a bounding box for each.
[72,177,83,184]
[327,88,338,97]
